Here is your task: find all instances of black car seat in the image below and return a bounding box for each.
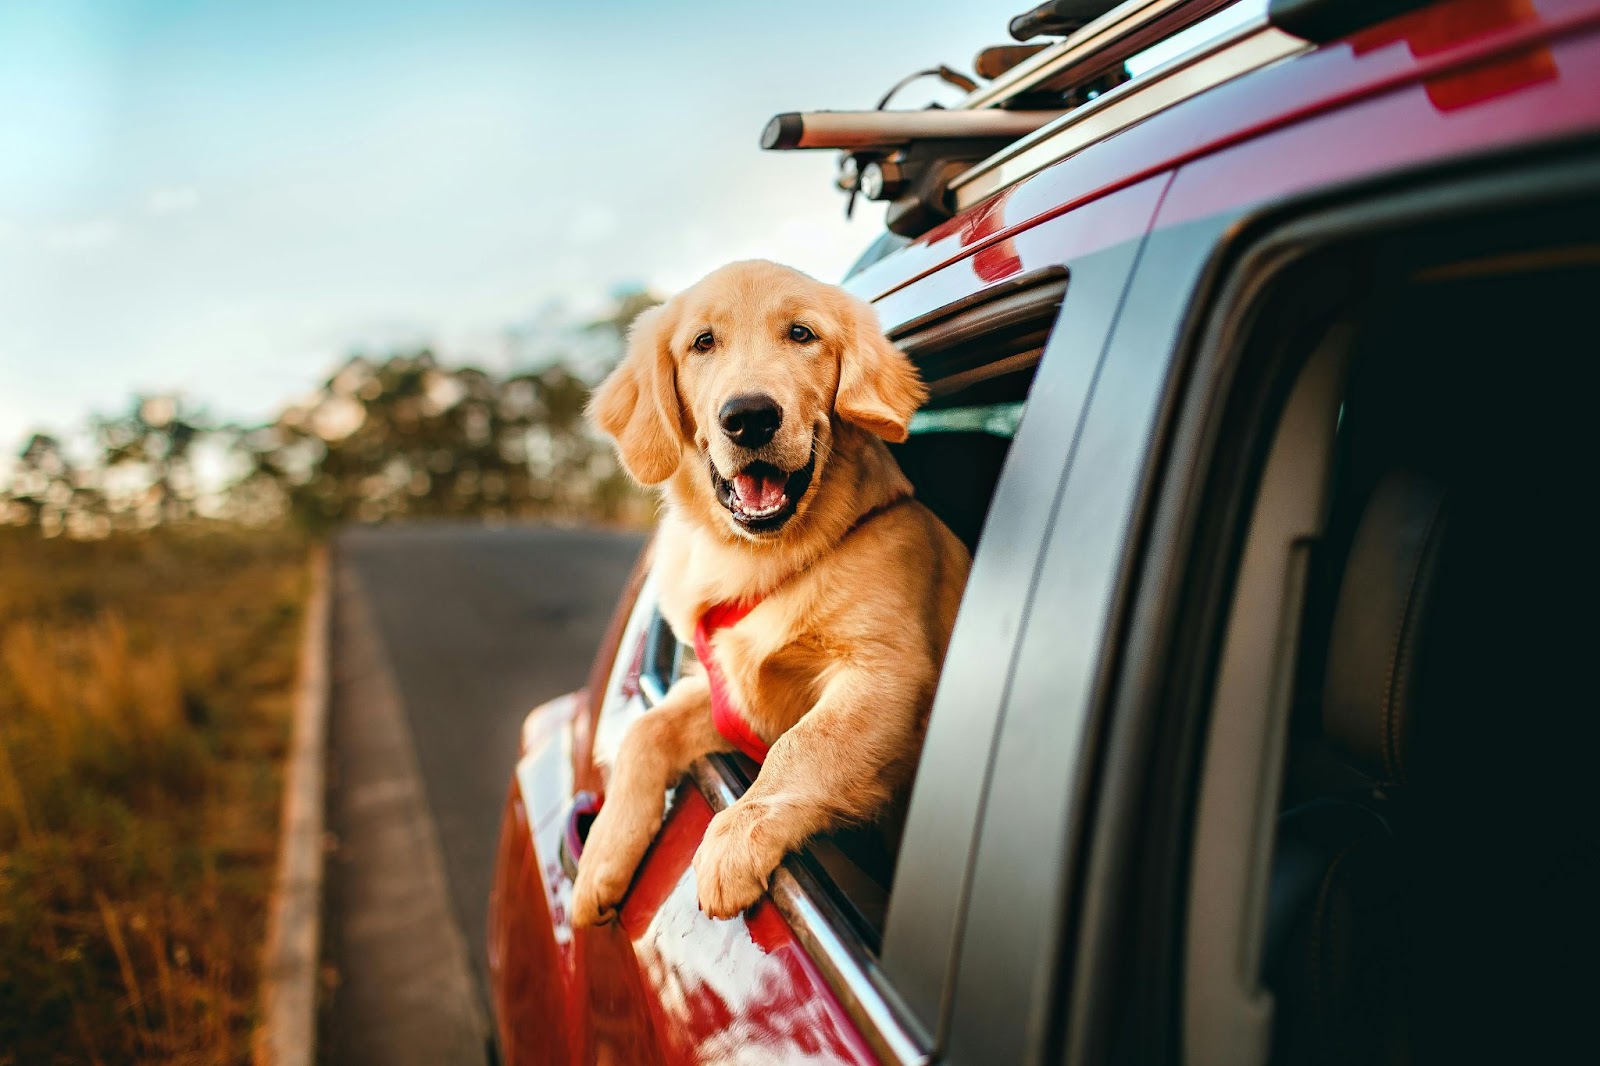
[1264,468,1448,1066]
[888,428,1014,553]
[1262,255,1600,1065]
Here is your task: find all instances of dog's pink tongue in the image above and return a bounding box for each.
[734,471,785,511]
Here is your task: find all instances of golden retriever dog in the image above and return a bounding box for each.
[570,260,970,925]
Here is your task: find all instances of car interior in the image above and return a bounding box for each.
[1253,231,1597,1063]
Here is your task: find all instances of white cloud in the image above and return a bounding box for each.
[563,204,617,245]
[43,217,118,251]
[144,185,200,216]
[646,208,877,295]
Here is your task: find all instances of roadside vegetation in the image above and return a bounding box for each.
[0,527,306,1064]
[0,290,658,1062]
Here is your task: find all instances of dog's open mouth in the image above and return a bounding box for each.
[710,451,816,534]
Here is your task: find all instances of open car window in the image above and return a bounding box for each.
[626,269,1069,952]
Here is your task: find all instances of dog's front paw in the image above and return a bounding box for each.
[570,847,633,929]
[692,807,778,920]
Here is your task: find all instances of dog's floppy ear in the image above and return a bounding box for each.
[588,304,686,484]
[834,294,927,443]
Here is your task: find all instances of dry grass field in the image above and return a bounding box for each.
[0,527,308,1065]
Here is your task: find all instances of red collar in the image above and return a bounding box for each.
[693,598,770,762]
[689,496,912,763]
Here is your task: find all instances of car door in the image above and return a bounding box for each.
[929,15,1600,1066]
[931,199,1232,1066]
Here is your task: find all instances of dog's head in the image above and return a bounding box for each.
[589,260,925,540]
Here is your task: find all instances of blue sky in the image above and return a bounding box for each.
[0,0,1009,450]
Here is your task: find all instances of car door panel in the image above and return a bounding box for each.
[880,175,1175,1047]
[945,216,1234,1066]
[611,787,879,1065]
[490,692,583,1066]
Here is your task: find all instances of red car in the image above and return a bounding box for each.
[488,0,1600,1062]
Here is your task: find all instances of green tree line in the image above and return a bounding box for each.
[1,292,659,537]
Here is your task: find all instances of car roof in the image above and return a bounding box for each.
[845,0,1598,312]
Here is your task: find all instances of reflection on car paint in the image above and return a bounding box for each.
[962,191,1025,285]
[492,653,877,1064]
[1350,0,1559,110]
[620,789,878,1066]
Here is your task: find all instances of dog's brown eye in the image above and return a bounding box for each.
[692,331,715,353]
[788,324,815,343]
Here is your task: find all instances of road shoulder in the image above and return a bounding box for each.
[317,557,489,1066]
[256,546,331,1066]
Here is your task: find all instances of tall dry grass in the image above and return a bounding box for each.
[0,526,306,1065]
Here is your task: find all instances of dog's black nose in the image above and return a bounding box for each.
[719,394,782,449]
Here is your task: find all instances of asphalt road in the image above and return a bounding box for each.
[320,524,645,1064]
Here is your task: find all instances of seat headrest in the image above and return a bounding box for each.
[1322,470,1448,785]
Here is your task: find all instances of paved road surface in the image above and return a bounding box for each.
[319,524,645,1065]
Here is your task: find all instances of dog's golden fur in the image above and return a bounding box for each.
[571,260,970,924]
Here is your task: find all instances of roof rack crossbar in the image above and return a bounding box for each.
[963,0,1237,110]
[762,110,1066,152]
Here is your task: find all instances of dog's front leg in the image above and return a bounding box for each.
[570,674,725,927]
[693,667,923,919]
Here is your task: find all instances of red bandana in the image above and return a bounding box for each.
[693,599,770,763]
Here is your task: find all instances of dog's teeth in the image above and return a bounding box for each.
[739,495,787,519]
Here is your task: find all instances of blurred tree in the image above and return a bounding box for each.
[586,285,662,349]
[1,288,666,538]
[5,434,75,532]
[92,395,205,526]
[262,351,604,529]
